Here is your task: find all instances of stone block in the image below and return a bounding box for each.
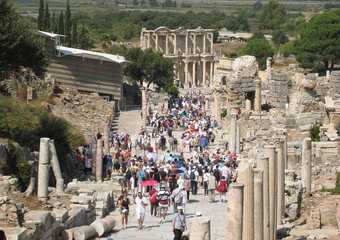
[52,208,69,223]
[2,227,29,240]
[307,208,321,229]
[320,203,338,227]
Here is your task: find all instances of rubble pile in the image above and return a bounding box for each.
[50,87,115,141]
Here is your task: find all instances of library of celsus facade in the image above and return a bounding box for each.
[140,26,215,89]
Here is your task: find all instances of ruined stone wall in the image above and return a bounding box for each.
[269,71,288,108]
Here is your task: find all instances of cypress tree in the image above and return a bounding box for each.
[37,0,44,30]
[71,20,78,47]
[44,2,50,31]
[65,0,72,45]
[58,11,64,35]
[52,12,58,33]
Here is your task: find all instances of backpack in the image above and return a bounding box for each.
[190,171,196,181]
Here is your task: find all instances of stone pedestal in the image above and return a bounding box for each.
[254,169,264,240]
[96,139,103,182]
[302,138,312,194]
[226,183,244,240]
[189,217,211,240]
[38,138,50,201]
[265,145,277,240]
[256,156,270,240]
[49,140,64,195]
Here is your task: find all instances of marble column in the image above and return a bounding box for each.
[302,138,312,194]
[185,33,189,54]
[37,138,50,201]
[184,60,189,88]
[173,34,177,55]
[238,163,254,240]
[96,139,103,182]
[209,33,213,53]
[255,79,262,112]
[265,145,277,240]
[209,61,214,87]
[229,112,237,153]
[236,120,240,154]
[147,33,151,48]
[49,140,63,195]
[202,60,206,86]
[193,61,197,87]
[245,99,251,111]
[155,34,159,51]
[256,156,270,240]
[165,34,169,55]
[189,217,211,240]
[203,34,206,54]
[193,33,197,55]
[226,183,244,240]
[276,140,285,225]
[254,169,264,240]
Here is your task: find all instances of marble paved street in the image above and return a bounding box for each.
[106,190,228,240]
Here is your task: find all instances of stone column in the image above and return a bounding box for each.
[245,99,251,111]
[226,183,244,240]
[155,34,159,51]
[185,32,189,54]
[49,140,64,195]
[173,34,177,55]
[103,124,110,155]
[255,79,262,112]
[184,60,189,88]
[236,120,240,154]
[302,138,312,194]
[96,139,103,182]
[202,60,206,86]
[203,34,206,54]
[165,34,169,55]
[266,57,272,85]
[265,145,277,240]
[229,111,237,153]
[209,33,213,54]
[256,156,270,240]
[189,217,211,240]
[147,33,151,48]
[192,61,196,87]
[37,138,50,201]
[193,33,197,55]
[276,140,285,225]
[254,169,264,240]
[209,61,214,87]
[238,163,254,240]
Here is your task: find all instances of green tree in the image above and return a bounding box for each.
[272,30,288,46]
[0,0,47,75]
[78,24,93,49]
[258,0,287,30]
[124,48,174,121]
[239,33,274,69]
[290,9,340,72]
[37,0,44,30]
[71,20,78,47]
[58,11,64,35]
[44,1,50,31]
[149,0,158,7]
[133,0,138,6]
[65,0,72,46]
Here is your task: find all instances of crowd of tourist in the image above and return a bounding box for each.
[78,95,239,240]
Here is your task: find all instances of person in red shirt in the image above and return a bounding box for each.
[216,176,228,202]
[149,187,158,217]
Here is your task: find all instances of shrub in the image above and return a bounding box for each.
[220,109,228,119]
[310,124,320,142]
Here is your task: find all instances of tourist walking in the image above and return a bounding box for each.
[149,187,158,217]
[208,171,216,202]
[118,191,130,229]
[171,184,184,214]
[135,192,148,230]
[216,176,228,202]
[157,185,170,223]
[172,206,187,240]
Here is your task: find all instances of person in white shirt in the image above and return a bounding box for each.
[135,192,148,230]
